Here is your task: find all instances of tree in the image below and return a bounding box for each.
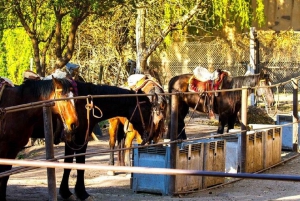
[135,0,265,73]
[1,0,126,76]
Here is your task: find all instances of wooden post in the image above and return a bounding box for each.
[98,65,104,84]
[135,5,146,73]
[43,106,57,201]
[169,93,178,195]
[292,78,299,152]
[249,27,256,106]
[240,86,248,173]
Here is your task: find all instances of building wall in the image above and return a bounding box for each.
[261,0,300,31]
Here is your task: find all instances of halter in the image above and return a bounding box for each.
[128,94,152,145]
[66,95,103,151]
[254,79,270,110]
[54,87,68,131]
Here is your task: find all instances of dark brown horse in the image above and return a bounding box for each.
[108,76,167,168]
[0,77,79,201]
[213,71,274,134]
[167,70,274,139]
[167,69,229,139]
[58,81,154,201]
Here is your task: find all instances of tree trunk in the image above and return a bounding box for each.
[135,7,146,73]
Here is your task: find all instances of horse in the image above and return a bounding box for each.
[167,70,274,139]
[167,69,229,139]
[58,81,154,201]
[0,77,79,201]
[108,75,167,168]
[213,71,274,134]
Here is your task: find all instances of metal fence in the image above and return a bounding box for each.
[150,34,300,93]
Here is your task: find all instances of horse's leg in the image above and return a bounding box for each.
[177,103,189,139]
[108,118,119,166]
[108,130,116,166]
[59,144,75,200]
[117,122,125,166]
[124,131,136,166]
[118,138,125,166]
[0,144,20,201]
[227,110,240,133]
[217,114,227,134]
[74,144,90,201]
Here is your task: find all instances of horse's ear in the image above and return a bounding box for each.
[52,76,61,89]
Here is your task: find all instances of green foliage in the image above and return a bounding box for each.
[1,28,32,84]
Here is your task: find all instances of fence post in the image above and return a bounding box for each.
[169,93,178,195]
[43,106,57,201]
[240,86,248,173]
[291,78,299,152]
[249,27,257,106]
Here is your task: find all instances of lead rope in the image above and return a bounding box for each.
[66,96,102,151]
[177,92,204,139]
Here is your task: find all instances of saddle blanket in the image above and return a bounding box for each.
[193,66,219,82]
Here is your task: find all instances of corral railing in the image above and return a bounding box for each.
[0,77,299,200]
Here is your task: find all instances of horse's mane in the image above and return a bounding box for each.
[230,74,260,89]
[75,81,149,105]
[20,78,72,98]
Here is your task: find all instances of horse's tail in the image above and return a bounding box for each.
[116,122,125,146]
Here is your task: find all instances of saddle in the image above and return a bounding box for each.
[127,74,163,92]
[188,67,228,96]
[0,77,14,101]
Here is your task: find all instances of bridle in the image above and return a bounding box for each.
[128,94,151,145]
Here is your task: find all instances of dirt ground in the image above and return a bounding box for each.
[5,119,300,201]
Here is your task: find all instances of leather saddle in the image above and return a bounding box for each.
[188,68,228,96]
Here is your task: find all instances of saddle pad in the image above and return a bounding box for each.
[0,77,14,87]
[193,66,213,82]
[23,70,41,80]
[127,74,146,89]
[44,69,67,80]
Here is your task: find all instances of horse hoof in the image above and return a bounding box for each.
[107,170,115,176]
[63,194,77,201]
[83,196,95,201]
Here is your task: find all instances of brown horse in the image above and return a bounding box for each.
[0,77,79,201]
[213,71,274,134]
[167,70,274,139]
[167,69,229,139]
[58,81,154,200]
[108,75,167,168]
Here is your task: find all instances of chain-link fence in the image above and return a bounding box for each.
[150,33,300,93]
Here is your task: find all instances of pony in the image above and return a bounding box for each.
[167,70,274,139]
[213,71,274,134]
[0,77,79,201]
[58,81,154,201]
[108,74,167,168]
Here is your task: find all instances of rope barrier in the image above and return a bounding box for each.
[1,158,300,182]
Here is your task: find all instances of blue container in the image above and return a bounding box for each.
[276,114,300,150]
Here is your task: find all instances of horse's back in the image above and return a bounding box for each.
[168,73,192,93]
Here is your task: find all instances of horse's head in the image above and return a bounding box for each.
[148,87,167,143]
[256,71,275,107]
[50,77,79,141]
[138,80,167,144]
[127,90,153,145]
